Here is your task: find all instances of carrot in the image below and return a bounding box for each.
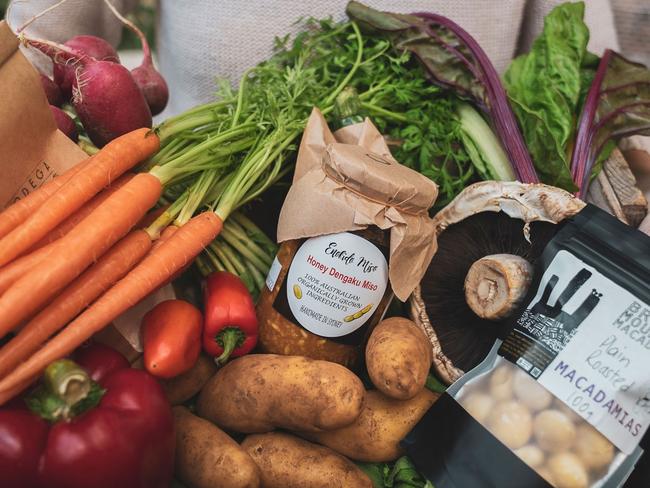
[0,230,152,379]
[0,172,162,338]
[0,128,159,267]
[0,211,222,403]
[0,175,137,296]
[0,158,91,240]
[30,173,135,251]
[0,241,55,297]
[152,224,178,249]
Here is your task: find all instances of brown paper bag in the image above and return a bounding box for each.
[0,21,87,208]
[277,108,439,301]
[0,21,167,356]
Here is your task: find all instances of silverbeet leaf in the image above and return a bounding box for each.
[571,50,650,196]
[503,2,591,191]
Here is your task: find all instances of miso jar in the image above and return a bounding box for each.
[255,106,438,367]
[257,226,394,367]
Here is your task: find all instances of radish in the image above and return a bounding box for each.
[23,35,152,147]
[39,73,62,106]
[103,0,169,115]
[53,35,119,101]
[49,105,78,142]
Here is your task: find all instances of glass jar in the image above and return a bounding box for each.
[257,226,393,367]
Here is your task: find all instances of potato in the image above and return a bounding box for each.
[196,354,365,433]
[301,388,439,462]
[173,407,260,488]
[242,432,372,488]
[161,354,217,405]
[366,317,432,400]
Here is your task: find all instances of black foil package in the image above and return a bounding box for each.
[403,205,650,488]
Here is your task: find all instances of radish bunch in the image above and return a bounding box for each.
[26,0,168,147]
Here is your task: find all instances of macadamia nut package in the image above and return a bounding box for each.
[403,205,650,487]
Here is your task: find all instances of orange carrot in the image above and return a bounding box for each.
[0,230,152,379]
[0,211,222,403]
[152,224,178,249]
[30,173,135,251]
[0,175,137,296]
[0,128,159,267]
[0,241,55,297]
[0,158,91,240]
[0,172,162,338]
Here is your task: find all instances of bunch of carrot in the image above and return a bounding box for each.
[0,129,224,404]
[0,17,369,404]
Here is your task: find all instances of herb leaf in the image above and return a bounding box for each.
[346,0,539,184]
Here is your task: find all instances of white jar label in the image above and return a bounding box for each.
[265,256,282,292]
[286,232,388,338]
[502,250,650,454]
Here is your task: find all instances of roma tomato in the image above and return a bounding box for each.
[142,299,203,379]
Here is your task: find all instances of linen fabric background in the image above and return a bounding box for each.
[7,0,623,117]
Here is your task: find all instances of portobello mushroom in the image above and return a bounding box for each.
[410,181,585,384]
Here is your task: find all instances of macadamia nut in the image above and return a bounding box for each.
[513,370,552,411]
[486,400,532,449]
[534,410,576,452]
[489,364,514,401]
[554,399,581,423]
[575,424,615,471]
[536,466,556,486]
[547,452,589,488]
[461,392,494,423]
[514,445,545,468]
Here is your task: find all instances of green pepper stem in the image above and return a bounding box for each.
[215,327,247,364]
[26,359,105,422]
[44,359,91,406]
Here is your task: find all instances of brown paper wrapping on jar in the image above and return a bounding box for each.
[277,108,439,301]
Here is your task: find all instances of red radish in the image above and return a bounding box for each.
[53,35,119,100]
[39,73,62,106]
[49,105,78,142]
[23,36,152,147]
[103,0,169,115]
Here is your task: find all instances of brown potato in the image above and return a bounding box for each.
[242,432,372,488]
[301,388,439,462]
[196,354,365,433]
[161,354,217,405]
[366,317,432,400]
[173,406,260,488]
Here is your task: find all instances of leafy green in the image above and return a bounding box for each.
[503,2,594,190]
[354,48,475,206]
[346,1,539,183]
[571,50,650,194]
[358,456,434,488]
[457,103,515,181]
[157,18,477,208]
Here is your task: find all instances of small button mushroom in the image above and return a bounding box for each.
[489,364,514,401]
[574,424,615,471]
[513,370,552,411]
[547,452,589,488]
[486,400,532,450]
[514,445,545,469]
[460,392,494,423]
[534,410,576,452]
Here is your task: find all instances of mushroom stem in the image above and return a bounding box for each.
[464,254,533,320]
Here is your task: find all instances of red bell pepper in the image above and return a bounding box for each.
[203,271,258,364]
[0,343,174,488]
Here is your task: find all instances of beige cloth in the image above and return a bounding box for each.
[7,0,624,117]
